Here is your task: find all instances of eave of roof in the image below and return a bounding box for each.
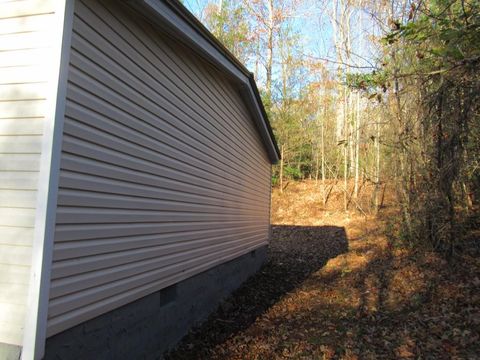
[127,0,280,164]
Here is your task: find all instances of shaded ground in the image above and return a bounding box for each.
[167,181,480,359]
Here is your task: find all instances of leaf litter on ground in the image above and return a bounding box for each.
[166,181,480,360]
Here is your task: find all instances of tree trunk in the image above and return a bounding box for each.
[280,144,284,193]
[354,91,361,199]
[374,115,381,213]
[321,117,326,206]
[343,85,348,212]
[266,0,274,100]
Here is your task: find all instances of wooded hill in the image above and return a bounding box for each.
[185,0,480,257]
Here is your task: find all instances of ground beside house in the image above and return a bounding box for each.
[167,180,480,359]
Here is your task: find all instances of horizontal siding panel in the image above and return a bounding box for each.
[0,48,52,68]
[0,1,54,20]
[71,54,266,182]
[51,228,266,280]
[67,57,266,182]
[0,264,30,284]
[0,189,36,208]
[0,12,53,34]
[0,283,29,304]
[61,136,266,204]
[0,244,32,265]
[0,228,33,245]
[52,224,268,261]
[55,207,262,225]
[83,0,269,167]
[50,232,266,298]
[0,302,26,345]
[0,83,48,101]
[0,135,42,153]
[72,7,268,172]
[159,45,269,166]
[58,172,266,212]
[68,29,268,178]
[65,87,268,190]
[62,121,267,200]
[126,9,269,165]
[0,99,47,118]
[48,235,264,318]
[0,30,53,51]
[0,171,39,190]
[0,326,22,346]
[0,65,49,84]
[0,153,40,171]
[0,207,35,227]
[54,219,267,243]
[0,321,23,346]
[59,154,268,209]
[64,102,267,192]
[57,190,267,216]
[0,303,26,325]
[0,118,44,135]
[46,240,263,337]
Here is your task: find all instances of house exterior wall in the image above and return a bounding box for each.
[47,0,272,338]
[0,0,59,352]
[44,246,267,360]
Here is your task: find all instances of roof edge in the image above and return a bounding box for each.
[128,0,280,163]
[163,0,252,77]
[247,75,281,160]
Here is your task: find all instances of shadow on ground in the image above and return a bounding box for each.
[165,225,349,360]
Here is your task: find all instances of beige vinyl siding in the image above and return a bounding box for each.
[47,0,272,337]
[0,0,56,347]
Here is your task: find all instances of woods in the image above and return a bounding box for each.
[185,0,479,256]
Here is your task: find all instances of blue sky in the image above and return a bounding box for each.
[182,0,336,57]
[181,0,381,92]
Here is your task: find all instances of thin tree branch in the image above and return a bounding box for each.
[303,53,378,70]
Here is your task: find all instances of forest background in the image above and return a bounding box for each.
[182,0,480,257]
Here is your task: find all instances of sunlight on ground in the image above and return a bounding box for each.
[169,181,479,359]
[259,181,477,359]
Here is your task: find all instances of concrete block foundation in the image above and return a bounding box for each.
[44,245,267,360]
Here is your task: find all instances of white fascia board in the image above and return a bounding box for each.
[21,1,75,360]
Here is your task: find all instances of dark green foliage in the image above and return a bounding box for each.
[345,71,389,94]
[204,0,252,63]
[381,0,480,256]
[283,166,303,180]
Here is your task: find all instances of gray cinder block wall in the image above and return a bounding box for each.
[43,246,267,360]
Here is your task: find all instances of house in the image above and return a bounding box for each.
[0,0,279,359]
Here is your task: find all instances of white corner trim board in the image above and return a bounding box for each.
[21,1,75,360]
